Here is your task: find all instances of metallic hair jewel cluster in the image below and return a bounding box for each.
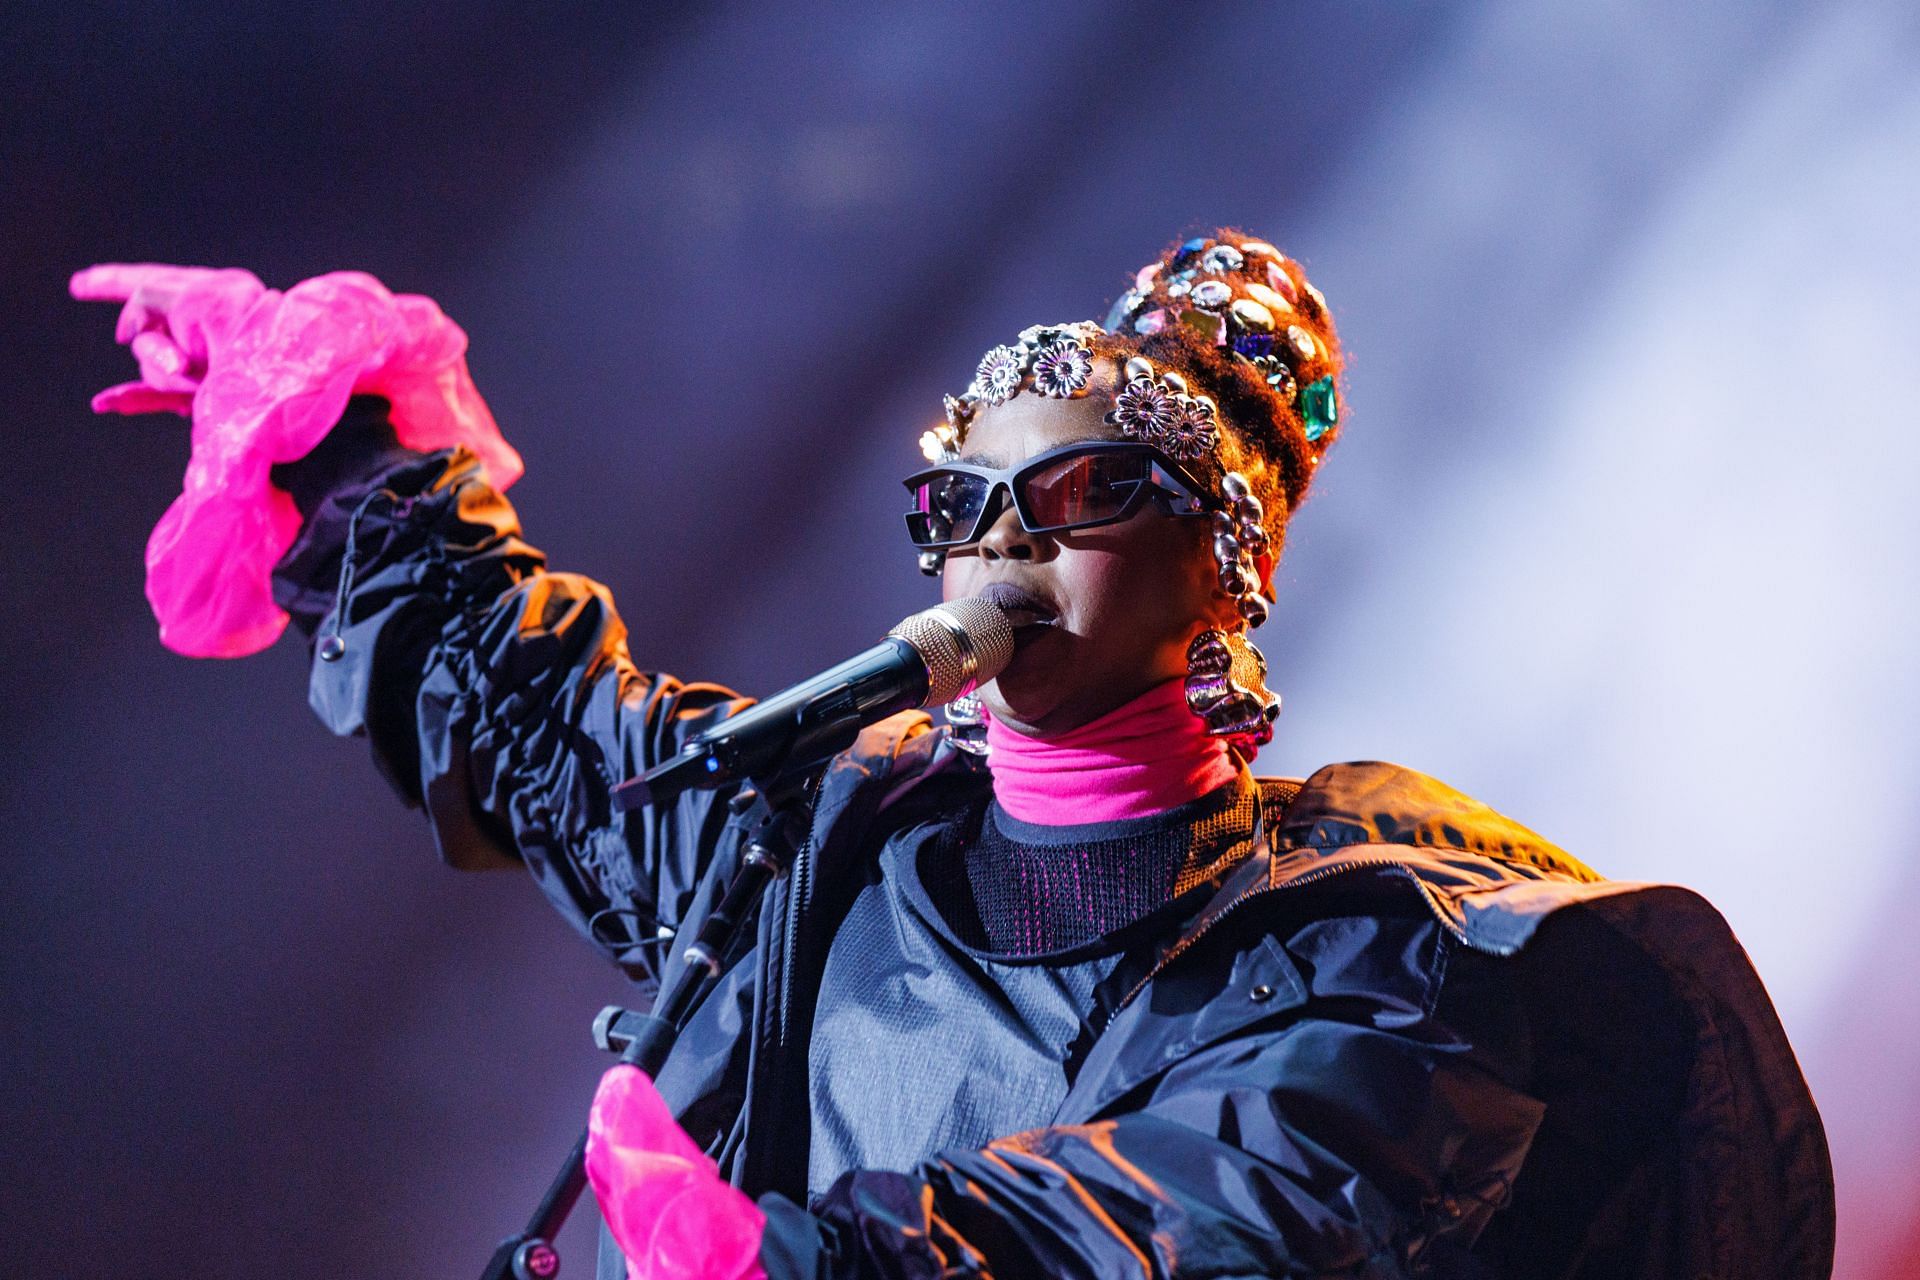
[1106,235,1339,452]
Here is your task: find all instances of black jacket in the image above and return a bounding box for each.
[273,443,1834,1279]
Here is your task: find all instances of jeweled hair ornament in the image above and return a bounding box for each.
[1105,236,1339,455]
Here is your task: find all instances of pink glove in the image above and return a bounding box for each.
[586,1065,768,1280]
[70,263,524,658]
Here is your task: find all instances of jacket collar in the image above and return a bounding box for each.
[1273,760,1599,883]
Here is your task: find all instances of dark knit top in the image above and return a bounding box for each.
[921,777,1262,955]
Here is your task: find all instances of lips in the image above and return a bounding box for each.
[972,582,1058,631]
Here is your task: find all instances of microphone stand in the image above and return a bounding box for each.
[477,768,814,1280]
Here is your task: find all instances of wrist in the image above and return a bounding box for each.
[269,395,424,521]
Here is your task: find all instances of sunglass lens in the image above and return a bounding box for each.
[1020,452,1151,530]
[908,473,991,546]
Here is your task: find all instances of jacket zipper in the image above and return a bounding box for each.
[777,830,813,1047]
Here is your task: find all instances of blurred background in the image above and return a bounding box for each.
[4,1,1916,1275]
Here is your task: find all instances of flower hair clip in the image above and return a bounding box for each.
[975,322,1101,404]
[923,322,1102,463]
[1105,356,1220,463]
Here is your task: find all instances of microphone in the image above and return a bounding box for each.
[614,597,1014,810]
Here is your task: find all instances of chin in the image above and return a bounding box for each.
[977,637,1071,734]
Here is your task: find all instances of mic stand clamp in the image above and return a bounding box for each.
[478,774,812,1280]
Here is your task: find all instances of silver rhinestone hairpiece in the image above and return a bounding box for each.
[922,321,1104,464]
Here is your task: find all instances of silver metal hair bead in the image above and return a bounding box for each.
[1200,245,1246,274]
[1124,356,1154,382]
[918,550,944,576]
[1191,279,1233,308]
[1160,370,1188,395]
[1221,472,1251,500]
[1214,532,1241,562]
[1238,593,1271,627]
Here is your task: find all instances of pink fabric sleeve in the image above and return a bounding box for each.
[71,264,523,658]
[586,1065,768,1280]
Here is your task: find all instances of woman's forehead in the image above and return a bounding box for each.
[958,399,1117,467]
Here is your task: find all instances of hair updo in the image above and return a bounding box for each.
[1092,228,1344,558]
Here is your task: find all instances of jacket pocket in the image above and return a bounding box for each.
[1059,934,1308,1124]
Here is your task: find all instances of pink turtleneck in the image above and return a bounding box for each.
[983,677,1242,824]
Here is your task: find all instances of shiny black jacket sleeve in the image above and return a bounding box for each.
[758,913,1541,1279]
[270,426,750,982]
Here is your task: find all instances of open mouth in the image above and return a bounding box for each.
[973,582,1058,632]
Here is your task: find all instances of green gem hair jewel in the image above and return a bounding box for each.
[1300,375,1338,444]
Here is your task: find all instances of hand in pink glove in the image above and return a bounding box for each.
[71,263,523,658]
[586,1065,768,1280]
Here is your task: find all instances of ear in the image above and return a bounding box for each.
[1253,548,1276,597]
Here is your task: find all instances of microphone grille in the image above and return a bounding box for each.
[887,597,1016,707]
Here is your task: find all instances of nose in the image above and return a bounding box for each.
[976,487,1040,562]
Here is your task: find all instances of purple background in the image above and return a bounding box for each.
[5,3,1917,1275]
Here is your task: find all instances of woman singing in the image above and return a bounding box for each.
[73,231,1833,1278]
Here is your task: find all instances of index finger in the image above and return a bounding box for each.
[68,263,205,303]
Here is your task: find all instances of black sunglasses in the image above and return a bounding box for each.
[902,440,1214,550]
